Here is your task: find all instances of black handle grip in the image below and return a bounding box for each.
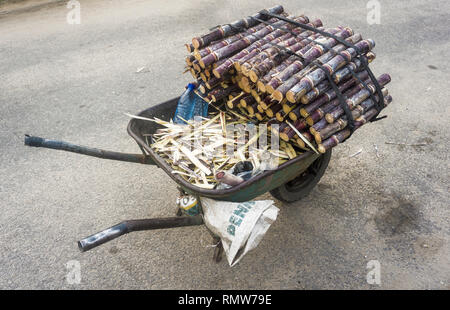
[24,134,155,165]
[24,135,45,147]
[78,216,204,252]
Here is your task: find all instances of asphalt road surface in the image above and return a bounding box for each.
[0,0,449,289]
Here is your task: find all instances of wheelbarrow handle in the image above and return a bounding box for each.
[24,135,155,165]
[78,215,204,252]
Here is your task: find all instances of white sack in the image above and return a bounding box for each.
[201,198,279,266]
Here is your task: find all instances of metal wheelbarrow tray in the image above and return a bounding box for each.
[25,97,331,256]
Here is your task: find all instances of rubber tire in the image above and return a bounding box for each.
[270,149,332,203]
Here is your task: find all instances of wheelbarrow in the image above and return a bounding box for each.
[24,97,331,261]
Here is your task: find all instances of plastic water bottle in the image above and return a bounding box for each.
[173,83,209,124]
[173,83,196,124]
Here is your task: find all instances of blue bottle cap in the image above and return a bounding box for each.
[187,83,196,90]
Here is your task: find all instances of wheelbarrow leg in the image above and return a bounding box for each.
[212,236,223,263]
[175,187,186,216]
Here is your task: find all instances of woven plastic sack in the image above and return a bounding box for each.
[201,198,279,266]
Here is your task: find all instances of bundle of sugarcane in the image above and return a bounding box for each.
[184,4,393,155]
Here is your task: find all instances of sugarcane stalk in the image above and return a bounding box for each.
[271,63,317,102]
[300,80,330,105]
[185,43,195,53]
[247,101,259,116]
[198,82,207,94]
[309,117,329,135]
[257,57,296,92]
[261,34,324,92]
[192,5,284,49]
[276,109,292,122]
[247,29,336,83]
[270,32,364,102]
[200,15,306,69]
[285,39,375,103]
[317,95,393,153]
[333,51,376,84]
[238,18,315,78]
[315,94,392,143]
[241,23,326,72]
[266,103,283,117]
[212,15,315,77]
[205,76,225,89]
[226,92,245,109]
[235,19,323,72]
[325,75,391,123]
[239,19,321,68]
[295,131,313,148]
[194,17,290,61]
[210,84,239,102]
[186,54,196,66]
[344,75,390,108]
[260,96,275,109]
[298,34,363,104]
[299,70,369,118]
[305,78,371,126]
[279,118,308,141]
[239,94,256,108]
[236,23,321,73]
[317,129,351,153]
[255,112,266,121]
[250,89,263,103]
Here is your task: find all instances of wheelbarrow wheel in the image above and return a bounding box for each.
[270,149,332,203]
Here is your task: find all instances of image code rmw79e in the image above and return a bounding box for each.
[222,294,272,305]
